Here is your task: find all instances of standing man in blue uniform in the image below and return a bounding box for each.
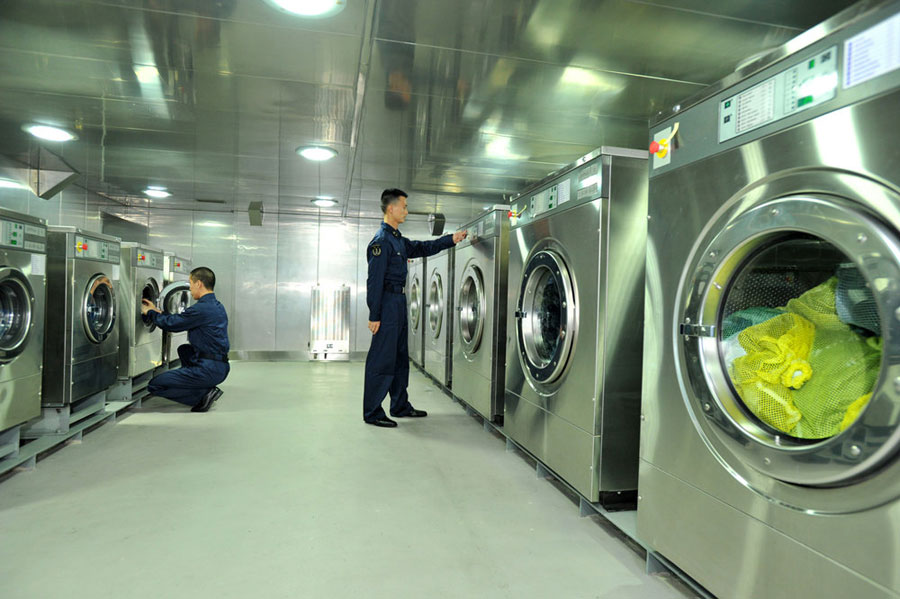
[141,267,230,413]
[364,188,467,428]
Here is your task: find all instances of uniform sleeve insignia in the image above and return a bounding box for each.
[371,244,381,256]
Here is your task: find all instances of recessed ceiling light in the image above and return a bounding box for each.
[267,0,345,17]
[316,195,335,200]
[134,65,160,84]
[296,146,337,161]
[22,124,77,142]
[144,187,171,198]
[0,178,29,190]
[312,198,337,208]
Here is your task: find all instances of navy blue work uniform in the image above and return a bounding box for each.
[364,222,454,422]
[147,293,230,407]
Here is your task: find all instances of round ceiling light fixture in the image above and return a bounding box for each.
[144,186,171,199]
[296,145,337,161]
[312,197,337,208]
[267,0,345,17]
[22,123,77,142]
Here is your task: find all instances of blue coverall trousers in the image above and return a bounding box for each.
[363,292,414,421]
[148,344,230,407]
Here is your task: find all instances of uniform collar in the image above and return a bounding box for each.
[198,293,216,303]
[381,221,402,238]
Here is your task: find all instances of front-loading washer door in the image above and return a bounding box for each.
[160,280,191,316]
[0,266,34,364]
[515,249,576,389]
[678,194,900,494]
[458,263,486,357]
[428,271,443,338]
[83,274,116,344]
[140,277,161,332]
[409,276,421,332]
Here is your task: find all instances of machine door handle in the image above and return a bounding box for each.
[679,323,715,337]
[515,310,527,319]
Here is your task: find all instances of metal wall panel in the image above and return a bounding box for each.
[233,216,278,350]
[189,211,236,344]
[274,215,317,352]
[148,209,195,260]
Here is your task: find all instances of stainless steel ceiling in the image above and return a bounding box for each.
[0,0,858,221]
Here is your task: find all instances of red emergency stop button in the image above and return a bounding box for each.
[649,141,660,154]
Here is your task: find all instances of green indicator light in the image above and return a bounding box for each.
[724,100,732,108]
[798,95,814,107]
[808,59,815,69]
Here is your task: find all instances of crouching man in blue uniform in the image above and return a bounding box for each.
[364,188,467,428]
[141,267,230,413]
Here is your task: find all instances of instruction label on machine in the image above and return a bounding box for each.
[844,12,900,88]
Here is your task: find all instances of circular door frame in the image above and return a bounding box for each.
[676,182,900,511]
[428,269,444,338]
[141,277,161,332]
[409,275,422,332]
[458,261,486,358]
[0,267,34,363]
[82,273,116,344]
[515,247,576,392]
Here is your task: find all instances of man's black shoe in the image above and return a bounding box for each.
[392,408,427,418]
[365,417,398,428]
[192,387,222,413]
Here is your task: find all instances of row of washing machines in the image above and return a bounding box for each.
[0,218,193,436]
[409,3,900,596]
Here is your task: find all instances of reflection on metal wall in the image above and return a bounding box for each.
[310,285,351,360]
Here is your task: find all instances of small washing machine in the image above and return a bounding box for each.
[117,243,164,379]
[41,227,119,410]
[452,207,509,422]
[161,253,192,367]
[423,248,453,388]
[0,209,46,433]
[407,256,425,368]
[640,3,900,597]
[504,147,648,507]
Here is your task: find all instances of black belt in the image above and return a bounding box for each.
[384,283,405,294]
[198,351,229,363]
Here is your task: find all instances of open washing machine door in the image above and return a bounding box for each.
[82,274,116,344]
[160,280,191,316]
[428,270,444,338]
[677,193,900,511]
[140,277,161,331]
[0,267,34,363]
[409,274,422,333]
[457,262,486,357]
[515,248,576,391]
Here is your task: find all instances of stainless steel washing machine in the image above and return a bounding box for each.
[161,253,192,367]
[42,227,119,407]
[452,207,509,422]
[504,147,648,506]
[407,256,425,368]
[117,243,164,378]
[641,4,900,597]
[423,248,453,387]
[0,209,46,432]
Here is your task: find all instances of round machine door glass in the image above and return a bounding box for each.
[428,273,443,337]
[141,278,160,331]
[680,195,900,489]
[458,264,486,356]
[165,287,190,315]
[0,267,34,364]
[516,250,575,386]
[409,277,421,331]
[83,274,116,344]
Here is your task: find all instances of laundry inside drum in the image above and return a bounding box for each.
[719,235,882,440]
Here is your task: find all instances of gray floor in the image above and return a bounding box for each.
[0,362,697,598]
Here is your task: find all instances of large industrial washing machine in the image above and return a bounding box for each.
[161,253,192,367]
[407,256,425,368]
[40,228,119,422]
[504,147,648,506]
[423,248,453,387]
[0,209,46,433]
[117,243,164,379]
[640,3,900,597]
[452,207,509,422]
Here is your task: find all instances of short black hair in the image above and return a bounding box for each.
[190,267,216,291]
[380,188,407,214]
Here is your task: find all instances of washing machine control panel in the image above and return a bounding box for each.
[134,249,163,268]
[74,235,120,263]
[0,216,46,252]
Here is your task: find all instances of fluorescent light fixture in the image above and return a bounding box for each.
[22,124,77,142]
[134,65,160,83]
[144,186,171,198]
[267,0,345,17]
[0,178,29,190]
[312,198,337,208]
[296,146,337,161]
